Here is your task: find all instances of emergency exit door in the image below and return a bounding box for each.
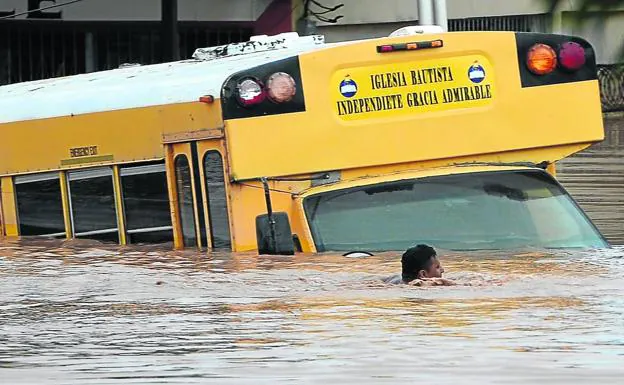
[166,140,232,250]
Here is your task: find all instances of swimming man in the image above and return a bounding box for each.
[384,244,455,286]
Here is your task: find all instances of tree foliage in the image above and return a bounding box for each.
[543,0,624,15]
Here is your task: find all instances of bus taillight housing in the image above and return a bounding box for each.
[525,41,588,76]
[234,73,298,107]
[221,56,307,120]
[516,33,596,88]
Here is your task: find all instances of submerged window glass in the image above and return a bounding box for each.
[304,170,607,251]
[69,168,118,243]
[175,155,196,247]
[203,151,231,249]
[15,174,65,237]
[121,163,173,245]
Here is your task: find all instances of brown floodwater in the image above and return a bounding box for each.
[1,115,623,384]
[0,240,623,384]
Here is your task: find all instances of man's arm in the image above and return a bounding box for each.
[408,277,456,287]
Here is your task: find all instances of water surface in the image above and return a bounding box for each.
[1,240,623,384]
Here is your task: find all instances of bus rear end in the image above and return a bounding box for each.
[218,29,607,252]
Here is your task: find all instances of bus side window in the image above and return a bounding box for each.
[203,150,231,250]
[120,163,173,244]
[14,173,66,237]
[174,155,197,247]
[68,168,119,243]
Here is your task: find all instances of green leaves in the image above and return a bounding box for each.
[543,0,624,15]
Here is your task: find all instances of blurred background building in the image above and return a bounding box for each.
[0,0,294,85]
[298,0,624,65]
[1,0,623,91]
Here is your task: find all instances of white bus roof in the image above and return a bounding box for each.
[0,33,332,124]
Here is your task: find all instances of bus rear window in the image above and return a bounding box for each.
[303,170,607,251]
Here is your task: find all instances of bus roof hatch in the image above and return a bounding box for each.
[192,32,325,61]
[389,25,445,37]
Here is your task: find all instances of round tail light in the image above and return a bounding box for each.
[236,78,265,106]
[559,42,586,71]
[527,43,557,75]
[266,72,297,103]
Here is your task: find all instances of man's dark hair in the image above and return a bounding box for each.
[401,244,437,282]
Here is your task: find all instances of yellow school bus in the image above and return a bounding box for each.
[0,27,609,253]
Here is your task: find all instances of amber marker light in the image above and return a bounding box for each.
[526,43,558,75]
[266,72,297,103]
[376,39,443,53]
[199,95,214,104]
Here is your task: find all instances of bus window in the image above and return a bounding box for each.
[303,170,607,251]
[203,151,231,249]
[68,168,119,243]
[15,173,65,237]
[120,163,173,244]
[175,155,196,247]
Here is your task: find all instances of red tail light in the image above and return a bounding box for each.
[558,42,586,71]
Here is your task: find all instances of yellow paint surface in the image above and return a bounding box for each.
[0,177,18,236]
[0,102,222,176]
[224,32,604,181]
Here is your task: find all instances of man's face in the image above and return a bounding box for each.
[421,257,445,278]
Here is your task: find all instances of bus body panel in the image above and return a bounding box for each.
[0,177,18,237]
[223,32,604,181]
[225,143,591,252]
[0,102,222,177]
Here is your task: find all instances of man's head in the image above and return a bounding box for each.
[401,244,444,282]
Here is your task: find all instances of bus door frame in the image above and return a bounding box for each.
[196,139,233,250]
[164,129,230,250]
[0,178,5,236]
[0,176,18,237]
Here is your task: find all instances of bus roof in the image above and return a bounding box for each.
[0,33,331,124]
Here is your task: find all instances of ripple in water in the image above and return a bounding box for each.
[0,238,623,384]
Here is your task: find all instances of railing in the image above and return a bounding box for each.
[448,14,550,33]
[0,20,252,86]
[598,64,624,113]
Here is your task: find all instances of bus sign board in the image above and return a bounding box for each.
[332,55,496,121]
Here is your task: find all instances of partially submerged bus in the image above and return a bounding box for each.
[0,26,609,253]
